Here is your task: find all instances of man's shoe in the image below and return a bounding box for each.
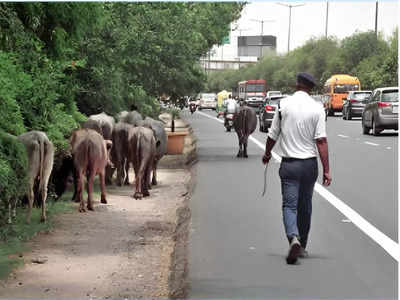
[286,236,301,265]
[299,247,309,258]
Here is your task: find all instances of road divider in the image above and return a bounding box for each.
[197,110,400,262]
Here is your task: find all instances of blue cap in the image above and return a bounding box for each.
[297,72,316,88]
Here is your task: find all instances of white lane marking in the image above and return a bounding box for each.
[198,110,400,262]
[197,111,224,124]
[387,147,392,150]
[338,134,349,138]
[342,219,352,223]
[364,142,379,146]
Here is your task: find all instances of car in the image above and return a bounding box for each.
[266,91,282,98]
[342,90,372,120]
[361,87,398,135]
[258,95,287,132]
[198,93,217,110]
[245,95,264,114]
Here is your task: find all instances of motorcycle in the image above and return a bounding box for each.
[189,103,197,114]
[224,113,234,132]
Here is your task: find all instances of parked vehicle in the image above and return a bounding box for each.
[258,95,287,132]
[361,87,398,135]
[323,74,361,116]
[342,90,372,120]
[198,93,217,110]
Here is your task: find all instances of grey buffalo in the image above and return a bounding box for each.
[120,111,143,127]
[111,122,134,186]
[233,106,257,158]
[83,112,115,184]
[141,117,167,186]
[127,126,156,199]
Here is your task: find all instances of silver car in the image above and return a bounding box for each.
[362,87,398,135]
[342,90,372,120]
[258,95,287,132]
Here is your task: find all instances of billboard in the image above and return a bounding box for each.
[238,35,277,58]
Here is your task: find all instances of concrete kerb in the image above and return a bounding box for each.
[160,113,197,298]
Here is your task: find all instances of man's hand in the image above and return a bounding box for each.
[262,137,276,165]
[262,152,272,164]
[323,172,332,186]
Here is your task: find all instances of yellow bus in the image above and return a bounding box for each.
[323,74,361,116]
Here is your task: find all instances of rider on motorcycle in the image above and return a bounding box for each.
[223,95,238,127]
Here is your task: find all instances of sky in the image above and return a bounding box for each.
[212,1,399,59]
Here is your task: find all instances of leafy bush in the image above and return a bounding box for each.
[0,51,29,135]
[0,131,28,226]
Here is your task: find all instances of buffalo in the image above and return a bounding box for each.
[111,122,134,186]
[233,106,257,158]
[83,112,115,185]
[141,117,167,186]
[70,129,112,212]
[127,126,156,199]
[120,110,143,127]
[17,131,54,223]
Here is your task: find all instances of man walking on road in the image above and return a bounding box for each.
[262,72,332,265]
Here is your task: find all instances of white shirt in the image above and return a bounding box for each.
[225,98,238,113]
[268,91,327,159]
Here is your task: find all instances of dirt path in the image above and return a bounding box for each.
[0,169,190,299]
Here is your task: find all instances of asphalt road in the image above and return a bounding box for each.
[186,109,398,299]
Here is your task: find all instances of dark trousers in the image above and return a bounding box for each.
[279,157,318,249]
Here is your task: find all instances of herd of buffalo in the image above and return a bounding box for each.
[7,110,167,224]
[7,103,258,225]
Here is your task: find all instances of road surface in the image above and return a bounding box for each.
[187,109,398,299]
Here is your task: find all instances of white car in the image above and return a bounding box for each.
[266,91,282,98]
[198,93,217,110]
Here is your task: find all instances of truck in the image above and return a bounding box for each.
[238,79,267,113]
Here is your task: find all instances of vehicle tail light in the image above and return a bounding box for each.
[378,102,391,107]
[265,105,274,112]
[350,99,359,103]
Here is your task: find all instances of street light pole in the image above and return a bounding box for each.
[250,18,275,59]
[375,1,378,37]
[276,2,305,53]
[325,1,329,38]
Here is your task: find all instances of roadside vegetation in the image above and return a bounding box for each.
[0,1,244,267]
[207,29,398,94]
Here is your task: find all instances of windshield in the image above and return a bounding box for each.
[268,91,281,96]
[248,96,263,100]
[247,84,265,92]
[202,94,216,100]
[381,90,399,102]
[351,92,371,100]
[334,84,360,93]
